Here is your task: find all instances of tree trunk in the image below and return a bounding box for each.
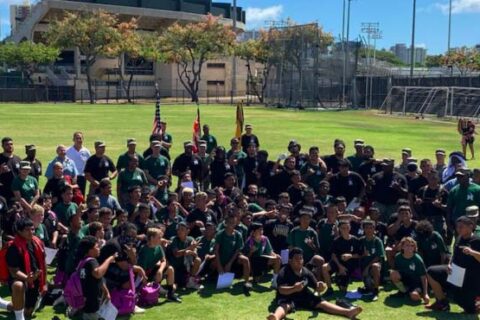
[85,64,94,104]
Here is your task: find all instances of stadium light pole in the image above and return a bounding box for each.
[447,0,452,53]
[231,0,237,105]
[410,0,416,78]
[341,0,346,108]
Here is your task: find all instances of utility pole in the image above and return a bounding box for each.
[231,0,237,105]
[361,22,380,109]
[341,0,347,108]
[410,0,417,78]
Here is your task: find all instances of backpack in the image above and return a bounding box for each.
[111,267,136,316]
[64,257,94,310]
[138,283,160,307]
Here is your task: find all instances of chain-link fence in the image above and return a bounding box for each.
[262,23,361,109]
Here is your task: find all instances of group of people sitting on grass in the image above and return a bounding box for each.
[0,121,480,320]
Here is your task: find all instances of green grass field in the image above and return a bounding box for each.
[0,103,479,320]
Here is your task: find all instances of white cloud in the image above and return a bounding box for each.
[246,5,283,27]
[437,0,480,14]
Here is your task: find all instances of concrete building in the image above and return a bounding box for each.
[390,43,427,65]
[7,0,247,100]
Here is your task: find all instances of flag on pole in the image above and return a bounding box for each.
[235,101,244,138]
[192,103,201,153]
[152,83,163,135]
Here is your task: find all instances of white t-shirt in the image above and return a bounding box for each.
[66,145,91,176]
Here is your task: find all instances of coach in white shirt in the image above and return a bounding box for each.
[66,131,91,195]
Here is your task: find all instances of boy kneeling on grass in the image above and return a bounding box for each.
[267,247,363,320]
[214,214,252,294]
[138,227,181,302]
[389,236,430,304]
[243,222,281,287]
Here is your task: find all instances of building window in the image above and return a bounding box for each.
[207,63,226,69]
[207,81,225,86]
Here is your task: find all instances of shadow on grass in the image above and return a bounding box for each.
[416,310,479,320]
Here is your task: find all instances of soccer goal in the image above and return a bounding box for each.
[379,86,480,118]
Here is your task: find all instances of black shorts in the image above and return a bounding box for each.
[399,272,423,294]
[427,265,478,313]
[9,281,39,309]
[251,256,270,277]
[277,290,324,311]
[328,261,358,275]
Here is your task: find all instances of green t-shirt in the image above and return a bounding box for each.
[416,231,448,267]
[138,245,165,271]
[65,231,84,274]
[394,252,426,278]
[200,134,218,154]
[157,211,184,239]
[35,224,49,245]
[196,235,216,260]
[287,226,320,262]
[317,219,337,256]
[116,152,145,171]
[361,236,385,265]
[54,201,78,226]
[217,222,248,241]
[168,235,194,268]
[215,229,244,266]
[447,183,480,222]
[475,225,480,238]
[11,175,38,202]
[248,203,263,213]
[299,162,325,190]
[117,168,148,193]
[243,236,273,257]
[143,155,170,181]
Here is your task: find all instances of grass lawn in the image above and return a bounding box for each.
[0,102,479,320]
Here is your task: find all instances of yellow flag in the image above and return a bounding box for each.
[235,102,244,138]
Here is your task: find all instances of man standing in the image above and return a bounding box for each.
[241,124,260,153]
[84,141,117,194]
[328,159,365,204]
[23,145,42,183]
[434,149,447,181]
[0,137,22,203]
[447,168,480,229]
[66,131,91,195]
[322,139,346,174]
[172,141,203,184]
[347,139,365,173]
[200,124,218,154]
[45,145,78,183]
[116,138,144,171]
[395,148,412,175]
[143,141,170,189]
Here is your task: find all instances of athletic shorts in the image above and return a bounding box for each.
[9,281,39,309]
[399,272,423,294]
[277,290,324,311]
[251,256,270,277]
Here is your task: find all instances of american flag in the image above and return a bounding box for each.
[152,83,162,135]
[192,103,201,153]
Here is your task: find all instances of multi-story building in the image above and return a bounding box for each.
[390,43,427,65]
[7,0,247,100]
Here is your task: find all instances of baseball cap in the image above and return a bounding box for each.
[184,141,194,148]
[127,138,137,145]
[466,205,479,218]
[435,149,446,155]
[25,144,36,152]
[94,140,106,148]
[19,161,31,170]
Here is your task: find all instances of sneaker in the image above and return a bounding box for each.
[336,298,354,309]
[371,288,379,301]
[357,287,370,294]
[243,281,252,296]
[186,277,202,290]
[324,287,334,297]
[134,305,146,314]
[66,306,78,318]
[159,285,168,296]
[425,300,450,312]
[53,295,65,307]
[166,293,182,303]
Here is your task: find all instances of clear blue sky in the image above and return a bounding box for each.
[1,0,480,54]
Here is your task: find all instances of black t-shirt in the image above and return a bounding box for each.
[240,134,260,152]
[264,219,293,253]
[358,160,382,181]
[239,156,259,189]
[84,155,116,182]
[332,236,362,263]
[452,235,480,292]
[6,242,40,276]
[322,155,342,174]
[210,160,234,188]
[375,221,388,244]
[276,264,318,301]
[0,154,21,201]
[172,153,203,181]
[287,185,304,206]
[43,177,67,201]
[394,220,418,243]
[408,176,428,197]
[292,201,324,222]
[329,172,365,203]
[370,171,408,205]
[186,208,217,238]
[416,186,448,218]
[80,258,103,313]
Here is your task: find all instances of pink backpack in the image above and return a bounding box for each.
[64,257,94,309]
[138,283,160,307]
[111,267,136,315]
